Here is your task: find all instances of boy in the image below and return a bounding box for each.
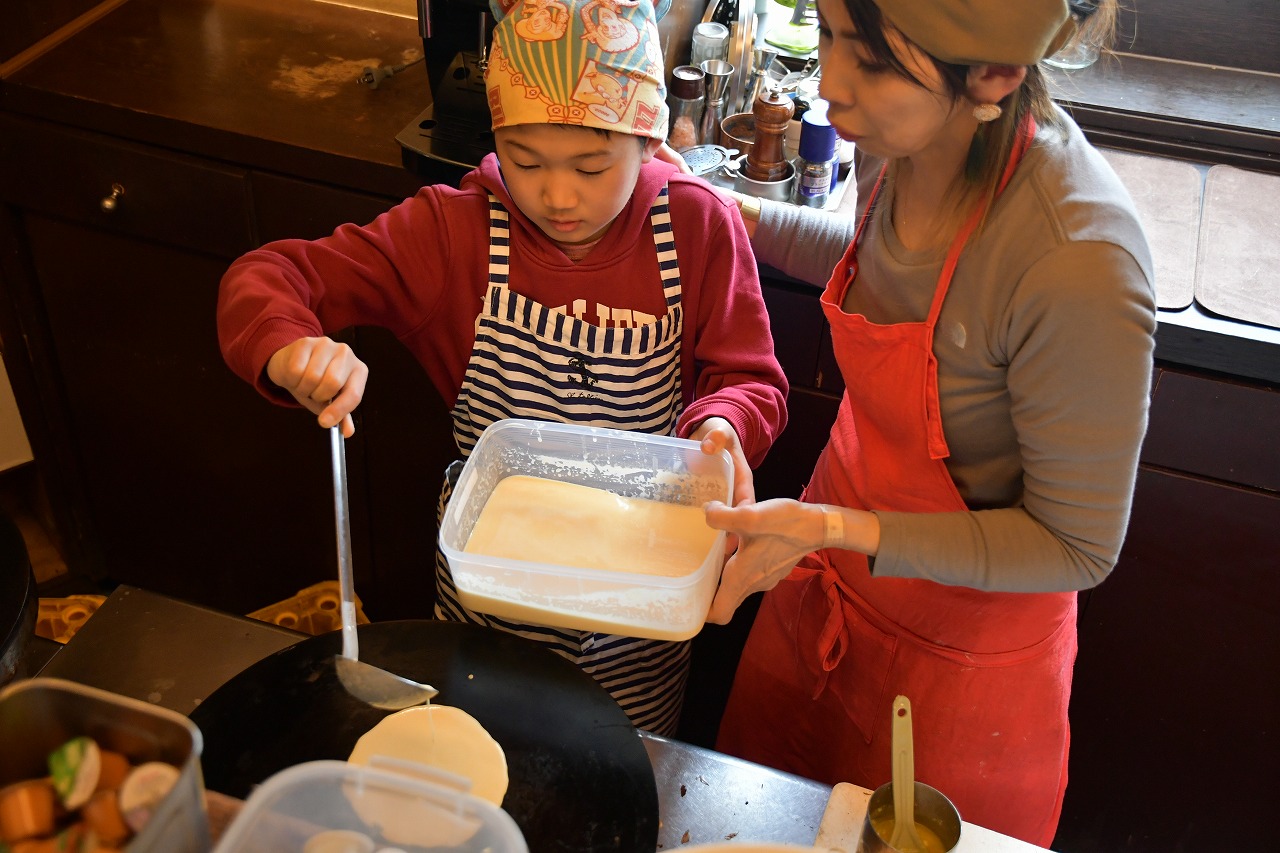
[217,0,787,734]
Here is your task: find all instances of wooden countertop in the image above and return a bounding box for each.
[1,0,436,199]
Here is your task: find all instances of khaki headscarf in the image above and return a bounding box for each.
[485,0,669,140]
[873,0,1076,65]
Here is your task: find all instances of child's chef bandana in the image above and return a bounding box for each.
[486,0,670,141]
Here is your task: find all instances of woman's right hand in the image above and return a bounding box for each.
[266,336,368,437]
[703,498,827,624]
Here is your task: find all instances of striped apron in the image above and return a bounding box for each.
[433,188,690,734]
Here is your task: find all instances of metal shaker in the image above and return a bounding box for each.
[699,59,734,147]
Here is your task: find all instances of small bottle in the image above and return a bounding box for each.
[792,108,837,207]
[667,66,706,152]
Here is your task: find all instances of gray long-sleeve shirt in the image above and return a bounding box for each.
[753,111,1157,593]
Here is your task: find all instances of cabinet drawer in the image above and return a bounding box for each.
[1142,366,1280,491]
[252,172,400,243]
[0,114,253,258]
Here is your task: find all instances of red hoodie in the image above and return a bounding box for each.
[217,154,787,464]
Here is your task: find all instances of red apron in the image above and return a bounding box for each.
[717,118,1076,847]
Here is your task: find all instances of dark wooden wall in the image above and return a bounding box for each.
[1121,0,1279,73]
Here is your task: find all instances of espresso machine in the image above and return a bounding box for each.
[396,0,496,181]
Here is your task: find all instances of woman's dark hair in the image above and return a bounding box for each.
[842,0,1117,227]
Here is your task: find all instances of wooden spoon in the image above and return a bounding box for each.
[888,695,927,853]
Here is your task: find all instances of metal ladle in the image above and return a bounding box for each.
[330,425,438,710]
[889,694,927,853]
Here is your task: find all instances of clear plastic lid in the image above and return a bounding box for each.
[213,760,528,853]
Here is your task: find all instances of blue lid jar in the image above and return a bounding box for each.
[798,109,838,163]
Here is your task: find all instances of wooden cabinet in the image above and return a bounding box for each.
[0,113,453,618]
[753,273,842,503]
[1054,365,1280,853]
[250,173,459,620]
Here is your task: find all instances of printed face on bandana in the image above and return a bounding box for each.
[496,124,661,245]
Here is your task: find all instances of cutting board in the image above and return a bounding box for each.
[814,782,872,851]
[811,782,1058,852]
[1194,165,1280,329]
[1101,148,1202,311]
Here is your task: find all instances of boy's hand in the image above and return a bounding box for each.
[266,337,367,437]
[689,417,754,508]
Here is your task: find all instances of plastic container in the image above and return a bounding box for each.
[213,760,527,853]
[439,419,733,641]
[0,677,208,852]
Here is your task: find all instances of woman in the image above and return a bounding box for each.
[701,0,1155,844]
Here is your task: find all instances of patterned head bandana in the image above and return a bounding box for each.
[485,0,670,141]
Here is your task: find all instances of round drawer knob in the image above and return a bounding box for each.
[100,183,126,212]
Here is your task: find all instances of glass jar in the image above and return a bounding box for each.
[667,65,706,152]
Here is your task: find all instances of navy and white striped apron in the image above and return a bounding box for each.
[434,187,690,734]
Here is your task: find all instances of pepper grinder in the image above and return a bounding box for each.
[743,88,795,183]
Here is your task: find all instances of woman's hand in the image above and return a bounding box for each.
[266,336,368,437]
[653,141,694,175]
[688,417,754,508]
[702,499,831,624]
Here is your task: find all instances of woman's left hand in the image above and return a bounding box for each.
[654,141,694,175]
[703,499,827,624]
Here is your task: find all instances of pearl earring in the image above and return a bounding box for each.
[973,103,1002,123]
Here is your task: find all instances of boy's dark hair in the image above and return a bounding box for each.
[549,124,649,149]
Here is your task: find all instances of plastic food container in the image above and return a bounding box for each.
[439,419,733,641]
[0,677,208,852]
[213,760,527,853]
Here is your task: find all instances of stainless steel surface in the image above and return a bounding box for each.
[700,59,735,147]
[330,426,437,709]
[641,732,830,847]
[39,586,303,715]
[37,586,836,848]
[681,143,743,178]
[735,161,796,202]
[858,781,963,853]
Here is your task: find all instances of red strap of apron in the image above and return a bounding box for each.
[925,114,1037,323]
[789,561,854,700]
[810,114,1040,673]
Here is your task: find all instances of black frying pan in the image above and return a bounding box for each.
[189,620,658,852]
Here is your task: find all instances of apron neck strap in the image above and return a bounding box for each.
[926,113,1037,322]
